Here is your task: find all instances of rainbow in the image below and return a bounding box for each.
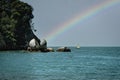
[45,0,120,42]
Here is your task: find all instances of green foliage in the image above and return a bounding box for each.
[0,0,34,50]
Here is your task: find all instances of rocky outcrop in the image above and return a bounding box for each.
[27,38,49,52]
[0,0,71,52]
[0,0,40,50]
[56,47,71,52]
[28,38,40,50]
[46,48,55,52]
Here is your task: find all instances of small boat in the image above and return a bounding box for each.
[76,44,80,48]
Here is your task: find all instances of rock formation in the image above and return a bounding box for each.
[0,0,40,50]
[56,47,71,52]
[0,0,71,52]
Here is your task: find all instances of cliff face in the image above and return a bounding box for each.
[0,0,40,50]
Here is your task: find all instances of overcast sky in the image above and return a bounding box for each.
[21,0,120,47]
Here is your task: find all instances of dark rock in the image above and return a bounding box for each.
[56,47,71,52]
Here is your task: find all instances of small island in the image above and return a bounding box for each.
[0,0,71,52]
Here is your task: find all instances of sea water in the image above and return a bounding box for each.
[0,47,120,80]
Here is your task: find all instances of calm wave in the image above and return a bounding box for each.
[0,47,120,80]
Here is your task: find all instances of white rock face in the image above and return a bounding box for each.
[29,38,40,49]
[47,48,54,52]
[29,39,36,47]
[40,39,47,49]
[41,39,47,45]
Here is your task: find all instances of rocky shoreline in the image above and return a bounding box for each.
[0,0,71,52]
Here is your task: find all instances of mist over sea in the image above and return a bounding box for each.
[0,47,120,80]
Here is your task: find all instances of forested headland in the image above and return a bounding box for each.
[0,0,40,50]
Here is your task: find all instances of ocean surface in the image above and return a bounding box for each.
[0,47,120,80]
